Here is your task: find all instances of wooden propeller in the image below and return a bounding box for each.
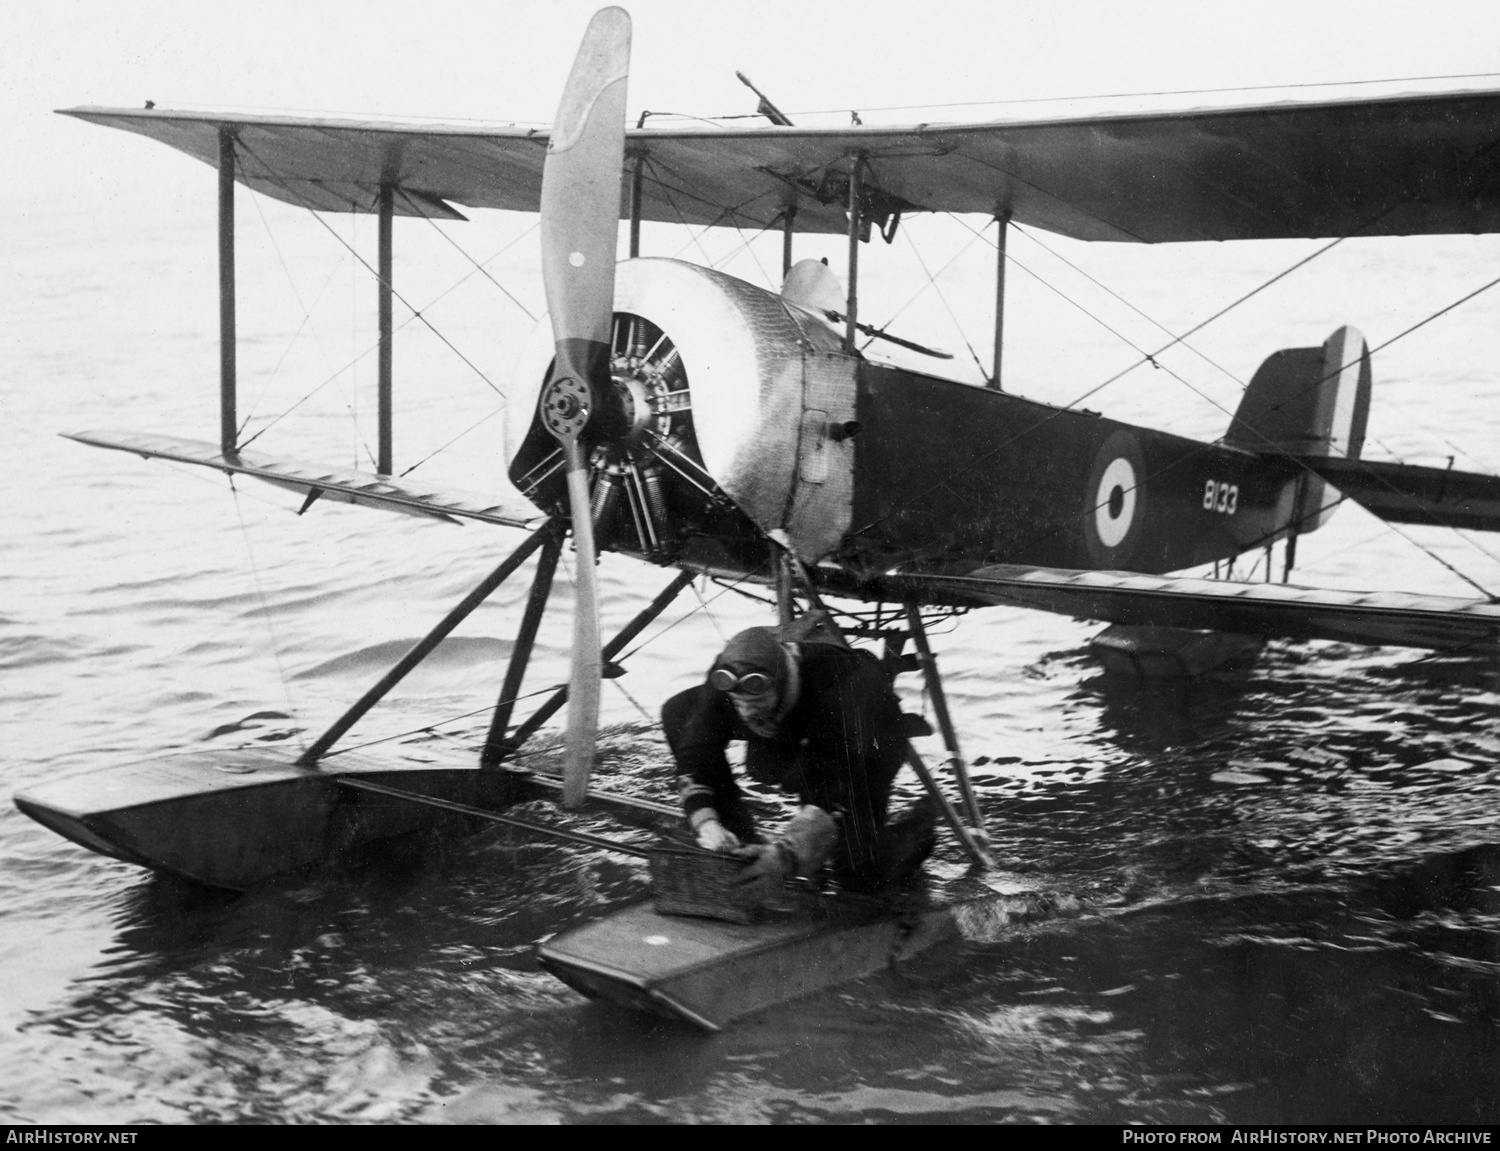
[537,6,631,808]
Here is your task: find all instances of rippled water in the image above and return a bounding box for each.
[4,143,1500,1123]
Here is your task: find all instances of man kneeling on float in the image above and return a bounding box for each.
[661,622,937,904]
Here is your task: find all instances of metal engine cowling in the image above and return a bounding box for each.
[505,258,859,564]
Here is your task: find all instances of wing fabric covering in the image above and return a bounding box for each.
[65,431,546,529]
[1294,456,1500,534]
[867,565,1500,653]
[61,87,1500,242]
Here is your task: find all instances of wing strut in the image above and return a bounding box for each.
[377,182,394,474]
[989,210,1010,390]
[218,127,236,454]
[843,156,862,353]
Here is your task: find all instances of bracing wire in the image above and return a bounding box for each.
[855,215,1500,596]
[238,181,359,444]
[616,568,768,665]
[397,405,506,478]
[650,157,732,267]
[948,211,1352,410]
[873,224,988,378]
[226,477,307,754]
[320,685,559,759]
[709,212,780,291]
[394,188,537,320]
[608,676,657,725]
[1006,218,1250,403]
[237,222,537,453]
[235,139,507,401]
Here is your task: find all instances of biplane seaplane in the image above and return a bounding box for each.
[19,6,1500,1029]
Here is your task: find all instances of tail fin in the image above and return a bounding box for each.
[1225,325,1372,531]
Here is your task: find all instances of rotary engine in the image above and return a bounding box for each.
[505,258,860,566]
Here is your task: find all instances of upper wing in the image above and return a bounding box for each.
[63,88,1500,241]
[1294,456,1500,533]
[859,563,1500,652]
[67,430,546,529]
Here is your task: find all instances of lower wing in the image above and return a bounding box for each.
[867,563,1500,653]
[66,431,547,529]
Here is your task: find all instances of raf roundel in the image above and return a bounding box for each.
[1082,430,1147,566]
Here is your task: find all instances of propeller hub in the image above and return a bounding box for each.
[541,376,591,440]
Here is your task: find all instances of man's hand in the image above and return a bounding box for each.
[732,841,795,904]
[696,818,741,853]
[689,807,741,852]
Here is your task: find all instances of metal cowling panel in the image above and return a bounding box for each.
[784,349,858,562]
[507,257,854,560]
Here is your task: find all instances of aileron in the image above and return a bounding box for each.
[65,430,547,531]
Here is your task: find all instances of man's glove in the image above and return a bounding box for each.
[731,841,797,904]
[688,807,741,853]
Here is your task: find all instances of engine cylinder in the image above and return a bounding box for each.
[506,258,857,561]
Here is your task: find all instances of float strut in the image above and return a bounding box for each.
[504,569,696,756]
[298,524,554,766]
[905,603,987,839]
[905,745,991,870]
[772,545,795,626]
[480,524,564,767]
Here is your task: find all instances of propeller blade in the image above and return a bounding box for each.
[538,6,631,809]
[560,439,601,809]
[541,6,630,378]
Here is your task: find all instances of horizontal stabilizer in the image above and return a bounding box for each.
[65,431,547,530]
[869,564,1500,653]
[1292,456,1500,533]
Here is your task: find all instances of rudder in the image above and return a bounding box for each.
[1225,325,1372,531]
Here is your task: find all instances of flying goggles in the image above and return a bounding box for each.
[709,668,776,695]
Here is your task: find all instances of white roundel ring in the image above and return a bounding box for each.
[1082,429,1147,566]
[1094,456,1137,547]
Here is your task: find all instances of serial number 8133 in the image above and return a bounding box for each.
[1203,479,1239,515]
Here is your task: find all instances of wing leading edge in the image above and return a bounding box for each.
[66,431,547,530]
[63,87,1500,242]
[864,564,1500,653]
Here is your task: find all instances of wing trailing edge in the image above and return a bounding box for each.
[867,564,1500,653]
[65,431,547,530]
